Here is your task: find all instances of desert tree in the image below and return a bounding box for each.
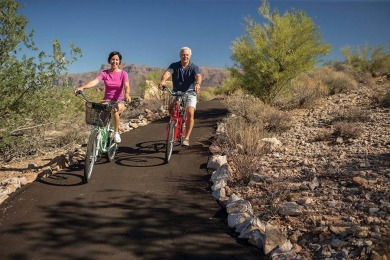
[229,0,331,104]
[0,0,81,126]
[0,0,82,160]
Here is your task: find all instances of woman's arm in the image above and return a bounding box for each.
[124,81,131,102]
[76,78,100,92]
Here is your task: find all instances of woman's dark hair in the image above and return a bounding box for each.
[107,51,122,63]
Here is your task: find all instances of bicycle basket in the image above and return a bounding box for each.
[85,102,111,126]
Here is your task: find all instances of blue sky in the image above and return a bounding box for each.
[18,0,390,74]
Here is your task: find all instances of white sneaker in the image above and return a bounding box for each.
[114,132,121,143]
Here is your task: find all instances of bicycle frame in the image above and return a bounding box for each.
[88,120,116,156]
[162,86,195,163]
[167,94,187,142]
[76,91,118,182]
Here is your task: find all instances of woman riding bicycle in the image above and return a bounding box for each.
[75,51,131,143]
[158,47,202,147]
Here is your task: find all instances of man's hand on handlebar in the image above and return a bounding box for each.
[158,82,167,90]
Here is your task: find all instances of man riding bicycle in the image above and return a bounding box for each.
[158,47,202,147]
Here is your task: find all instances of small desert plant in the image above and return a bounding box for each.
[274,71,329,109]
[332,121,363,140]
[316,67,358,95]
[222,92,291,131]
[332,107,371,123]
[330,61,374,84]
[341,44,390,76]
[379,90,390,108]
[230,154,259,183]
[219,116,270,183]
[373,88,390,108]
[198,86,222,101]
[223,116,268,156]
[222,93,265,124]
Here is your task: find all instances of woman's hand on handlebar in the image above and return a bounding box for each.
[125,95,131,104]
[74,87,83,95]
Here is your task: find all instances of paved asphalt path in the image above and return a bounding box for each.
[0,99,265,260]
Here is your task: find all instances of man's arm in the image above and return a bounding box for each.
[194,74,202,93]
[158,70,172,89]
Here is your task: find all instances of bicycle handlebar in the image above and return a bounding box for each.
[161,85,196,97]
[75,89,89,102]
[75,90,140,109]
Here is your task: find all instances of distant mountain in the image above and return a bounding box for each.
[67,63,228,95]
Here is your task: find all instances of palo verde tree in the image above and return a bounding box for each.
[0,0,81,160]
[229,0,331,104]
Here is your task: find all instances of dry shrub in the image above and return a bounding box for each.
[230,154,259,183]
[275,73,328,110]
[223,116,268,156]
[333,121,363,139]
[216,108,287,183]
[379,89,390,107]
[1,121,86,162]
[332,107,371,123]
[372,87,390,108]
[313,128,333,142]
[331,62,374,84]
[222,93,267,124]
[50,126,87,149]
[221,116,270,183]
[274,66,357,110]
[264,109,292,134]
[222,93,292,133]
[198,86,223,101]
[316,67,358,95]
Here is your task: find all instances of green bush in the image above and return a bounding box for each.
[341,44,390,76]
[0,0,81,162]
[0,86,87,161]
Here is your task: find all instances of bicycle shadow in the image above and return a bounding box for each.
[37,155,120,186]
[38,168,86,186]
[115,140,183,168]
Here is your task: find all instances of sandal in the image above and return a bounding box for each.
[182,139,190,147]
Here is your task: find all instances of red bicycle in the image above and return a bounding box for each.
[162,86,195,163]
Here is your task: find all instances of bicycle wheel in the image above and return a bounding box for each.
[105,121,117,161]
[106,141,118,162]
[180,121,186,144]
[165,121,175,163]
[84,129,98,182]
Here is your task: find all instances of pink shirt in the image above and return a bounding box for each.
[97,70,129,100]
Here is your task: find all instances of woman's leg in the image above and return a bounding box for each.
[113,102,127,132]
[113,111,120,132]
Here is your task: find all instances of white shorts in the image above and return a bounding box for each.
[185,93,197,109]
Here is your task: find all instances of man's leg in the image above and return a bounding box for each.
[184,106,195,142]
[183,94,197,146]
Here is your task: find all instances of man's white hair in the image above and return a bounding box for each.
[180,47,192,56]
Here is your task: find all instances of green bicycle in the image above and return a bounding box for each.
[76,90,139,182]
